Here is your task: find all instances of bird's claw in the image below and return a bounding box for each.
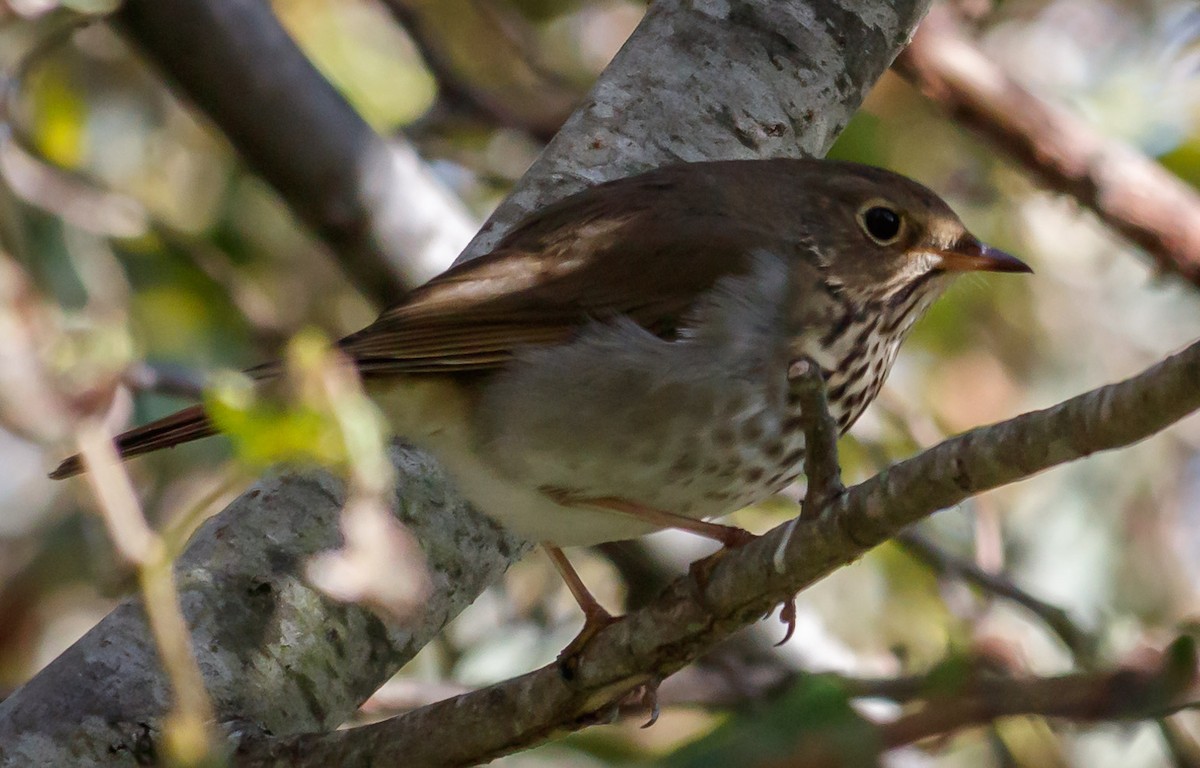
[637,676,662,728]
[687,527,757,587]
[774,596,798,646]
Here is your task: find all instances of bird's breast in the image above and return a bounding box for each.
[802,298,922,435]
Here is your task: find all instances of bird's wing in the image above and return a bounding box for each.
[336,168,794,376]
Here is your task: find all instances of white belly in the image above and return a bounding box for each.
[427,443,665,546]
[367,253,805,546]
[371,376,666,545]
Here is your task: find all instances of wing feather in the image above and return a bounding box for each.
[337,164,781,375]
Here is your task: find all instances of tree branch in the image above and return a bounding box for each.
[114,0,477,304]
[0,1,934,762]
[894,530,1098,664]
[894,6,1200,287]
[355,647,1200,766]
[779,643,1198,768]
[382,0,579,142]
[232,330,1200,765]
[875,643,1197,752]
[460,0,934,256]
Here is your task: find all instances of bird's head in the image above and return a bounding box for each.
[802,162,1031,310]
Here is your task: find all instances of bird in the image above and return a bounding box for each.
[51,158,1030,654]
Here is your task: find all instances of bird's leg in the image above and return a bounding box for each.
[544,543,662,724]
[542,491,761,665]
[767,356,846,646]
[547,491,763,610]
[545,491,755,548]
[543,544,618,678]
[787,357,846,522]
[569,496,758,579]
[545,492,799,653]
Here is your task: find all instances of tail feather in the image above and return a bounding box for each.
[49,404,215,479]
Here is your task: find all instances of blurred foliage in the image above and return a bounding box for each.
[276,0,437,132]
[1,0,1200,765]
[206,329,392,475]
[663,677,879,768]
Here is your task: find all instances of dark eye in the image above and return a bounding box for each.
[861,206,902,244]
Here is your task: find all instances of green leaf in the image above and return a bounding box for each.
[662,675,880,768]
[203,371,345,470]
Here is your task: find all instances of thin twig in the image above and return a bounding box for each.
[895,6,1200,286]
[895,530,1098,664]
[75,420,218,765]
[355,645,1196,728]
[874,644,1197,752]
[873,395,1092,664]
[382,0,577,142]
[123,362,207,402]
[300,340,431,621]
[773,642,1199,768]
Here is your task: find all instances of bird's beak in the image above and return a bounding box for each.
[934,238,1032,274]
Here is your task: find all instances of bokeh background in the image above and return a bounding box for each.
[2,0,1200,765]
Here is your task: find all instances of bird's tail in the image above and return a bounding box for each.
[49,404,215,480]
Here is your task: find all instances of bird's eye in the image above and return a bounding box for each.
[859,205,903,245]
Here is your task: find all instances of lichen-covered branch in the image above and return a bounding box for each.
[231,333,1200,766]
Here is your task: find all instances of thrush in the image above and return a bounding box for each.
[51,158,1029,652]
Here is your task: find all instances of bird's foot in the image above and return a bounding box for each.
[684,530,798,646]
[686,526,756,588]
[628,676,662,728]
[557,603,619,680]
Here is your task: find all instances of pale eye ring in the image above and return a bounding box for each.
[858,204,904,245]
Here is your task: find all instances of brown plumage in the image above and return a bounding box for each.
[51,159,1029,552]
[50,405,213,479]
